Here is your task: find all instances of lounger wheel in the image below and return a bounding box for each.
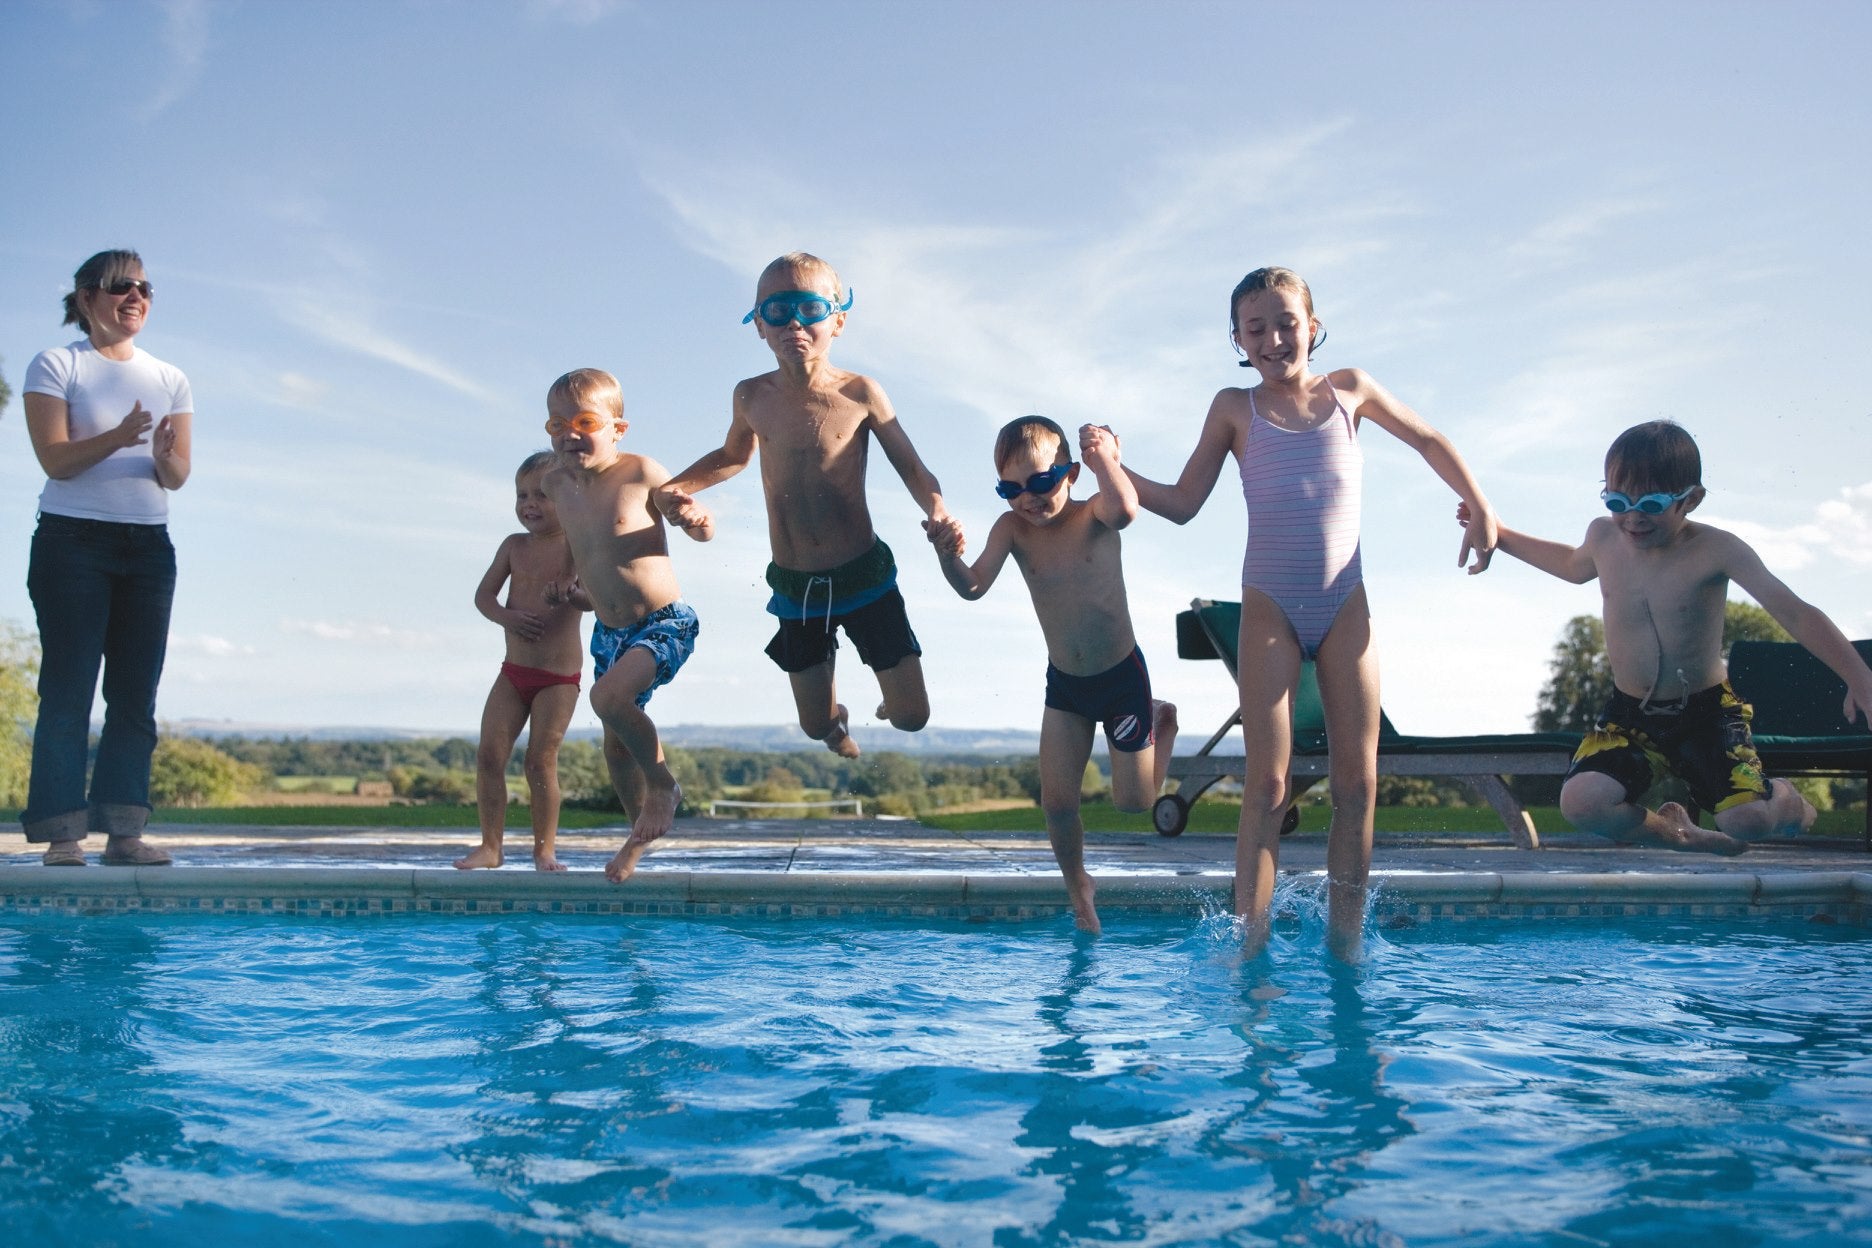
[1152,794,1189,837]
[1280,805,1301,837]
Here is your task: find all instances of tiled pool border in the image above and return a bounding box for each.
[1,866,1868,925]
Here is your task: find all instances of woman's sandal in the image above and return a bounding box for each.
[100,838,173,866]
[41,843,87,867]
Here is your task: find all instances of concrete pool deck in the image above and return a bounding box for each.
[3,818,1869,922]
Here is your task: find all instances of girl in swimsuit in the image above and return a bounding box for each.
[1127,267,1499,959]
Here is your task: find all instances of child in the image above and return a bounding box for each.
[540,368,713,882]
[1128,266,1498,960]
[928,418,1178,934]
[455,451,588,872]
[1461,419,1872,854]
[654,252,953,758]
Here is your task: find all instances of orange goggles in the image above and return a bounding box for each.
[544,411,612,437]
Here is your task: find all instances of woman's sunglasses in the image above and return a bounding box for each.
[996,462,1075,500]
[1601,486,1695,515]
[96,279,153,299]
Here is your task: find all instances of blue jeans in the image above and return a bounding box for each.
[22,514,176,843]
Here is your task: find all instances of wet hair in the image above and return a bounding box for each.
[758,251,845,303]
[1605,420,1702,495]
[516,450,557,480]
[547,368,624,419]
[1228,266,1325,366]
[993,415,1070,470]
[62,249,144,335]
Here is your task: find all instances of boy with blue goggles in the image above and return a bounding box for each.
[743,289,854,328]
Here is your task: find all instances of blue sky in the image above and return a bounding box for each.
[2,0,1868,745]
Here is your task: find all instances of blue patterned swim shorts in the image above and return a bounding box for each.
[590,601,700,707]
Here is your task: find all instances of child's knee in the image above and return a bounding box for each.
[1559,773,1623,824]
[1242,772,1287,816]
[1328,769,1376,814]
[476,739,513,774]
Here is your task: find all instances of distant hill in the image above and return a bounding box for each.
[171,720,1043,756]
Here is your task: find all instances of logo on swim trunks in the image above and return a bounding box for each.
[1112,714,1143,745]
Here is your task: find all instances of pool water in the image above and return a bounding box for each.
[1,900,1868,1247]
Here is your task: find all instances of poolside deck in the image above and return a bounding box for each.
[3,819,1869,923]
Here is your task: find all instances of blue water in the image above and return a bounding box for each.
[1,901,1868,1247]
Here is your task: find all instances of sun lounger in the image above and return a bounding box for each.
[1156,599,1582,848]
[1725,638,1872,850]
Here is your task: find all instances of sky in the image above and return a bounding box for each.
[2,0,1869,749]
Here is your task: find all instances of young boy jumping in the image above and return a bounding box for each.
[928,418,1177,933]
[654,252,953,758]
[541,368,712,882]
[1464,420,1872,854]
[455,451,588,872]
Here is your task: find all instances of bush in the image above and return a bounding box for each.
[0,623,37,809]
[387,765,475,804]
[150,735,267,807]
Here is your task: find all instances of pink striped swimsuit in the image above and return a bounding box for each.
[1239,381,1364,659]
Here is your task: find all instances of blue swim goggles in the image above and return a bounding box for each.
[1601,485,1695,515]
[996,462,1075,500]
[743,289,854,327]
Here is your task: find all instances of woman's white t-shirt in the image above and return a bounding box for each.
[24,339,193,524]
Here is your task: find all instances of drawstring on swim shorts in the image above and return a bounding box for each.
[800,574,834,630]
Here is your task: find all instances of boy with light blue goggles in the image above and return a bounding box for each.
[742,289,854,327]
[1600,485,1696,515]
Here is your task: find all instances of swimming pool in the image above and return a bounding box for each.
[2,901,1868,1246]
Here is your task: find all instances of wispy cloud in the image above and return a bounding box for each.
[1706,482,1872,574]
[280,619,441,649]
[168,633,257,658]
[275,297,499,402]
[643,122,1409,436]
[136,0,212,121]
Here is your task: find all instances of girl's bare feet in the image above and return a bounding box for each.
[1065,872,1101,935]
[533,851,567,872]
[454,844,504,870]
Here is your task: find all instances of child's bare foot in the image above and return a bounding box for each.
[1153,700,1179,741]
[1655,802,1748,856]
[533,851,567,872]
[604,840,650,883]
[454,844,503,870]
[1065,872,1101,935]
[822,705,862,758]
[604,782,681,883]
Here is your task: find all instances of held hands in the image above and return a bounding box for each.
[654,485,715,541]
[1078,423,1121,473]
[924,514,965,558]
[544,577,590,611]
[1845,677,1872,729]
[1454,500,1500,574]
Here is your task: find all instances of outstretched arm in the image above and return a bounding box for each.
[1123,389,1238,524]
[653,382,757,525]
[644,459,715,543]
[1079,424,1138,530]
[868,382,950,526]
[1727,540,1872,726]
[1459,503,1598,584]
[1346,369,1498,572]
[932,512,1016,600]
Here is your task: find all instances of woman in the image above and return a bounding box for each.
[20,249,192,866]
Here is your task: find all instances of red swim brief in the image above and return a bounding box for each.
[500,661,580,709]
